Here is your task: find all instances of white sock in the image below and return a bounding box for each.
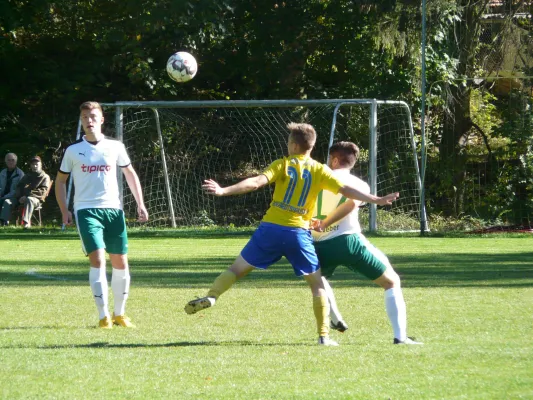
[322,278,343,324]
[385,287,407,341]
[89,267,109,319]
[111,268,130,317]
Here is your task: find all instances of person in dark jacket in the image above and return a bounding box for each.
[16,156,51,228]
[0,153,24,226]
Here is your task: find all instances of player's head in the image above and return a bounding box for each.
[328,141,359,170]
[5,153,17,171]
[287,123,316,155]
[80,101,104,136]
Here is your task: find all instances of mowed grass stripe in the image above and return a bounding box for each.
[0,233,531,399]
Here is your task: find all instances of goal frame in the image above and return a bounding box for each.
[69,99,428,232]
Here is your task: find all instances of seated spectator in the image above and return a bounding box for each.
[15,156,51,228]
[0,153,24,226]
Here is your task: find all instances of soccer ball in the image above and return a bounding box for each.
[166,51,197,83]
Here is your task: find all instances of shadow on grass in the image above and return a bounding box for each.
[0,340,331,349]
[0,228,255,241]
[0,257,296,287]
[0,233,80,241]
[384,252,533,288]
[2,228,533,241]
[1,252,532,288]
[0,326,74,331]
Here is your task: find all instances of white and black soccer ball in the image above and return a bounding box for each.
[166,51,197,83]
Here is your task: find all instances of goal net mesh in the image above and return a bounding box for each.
[101,101,423,231]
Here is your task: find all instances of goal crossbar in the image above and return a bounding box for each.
[70,99,428,232]
[103,99,410,108]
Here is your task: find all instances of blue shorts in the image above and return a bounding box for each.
[240,222,320,276]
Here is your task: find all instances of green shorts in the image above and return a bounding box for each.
[314,233,389,280]
[76,208,128,255]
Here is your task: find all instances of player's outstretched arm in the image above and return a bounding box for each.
[339,184,399,206]
[122,165,149,222]
[314,200,357,232]
[202,175,269,197]
[55,172,72,226]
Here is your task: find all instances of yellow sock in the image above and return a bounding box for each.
[313,295,330,337]
[207,270,237,299]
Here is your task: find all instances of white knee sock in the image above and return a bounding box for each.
[322,278,343,324]
[384,287,407,341]
[89,267,109,319]
[111,268,130,317]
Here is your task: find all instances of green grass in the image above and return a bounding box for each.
[0,229,532,399]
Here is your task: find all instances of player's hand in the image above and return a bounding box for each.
[202,179,225,196]
[62,211,73,226]
[310,218,325,232]
[19,196,26,204]
[377,192,400,206]
[137,205,149,222]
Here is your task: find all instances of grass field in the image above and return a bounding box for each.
[0,229,532,399]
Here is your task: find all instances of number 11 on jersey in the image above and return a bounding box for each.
[283,167,312,207]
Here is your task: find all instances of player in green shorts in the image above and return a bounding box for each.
[56,102,149,329]
[312,141,422,345]
[185,123,400,346]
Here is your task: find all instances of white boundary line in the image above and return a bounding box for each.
[25,268,75,281]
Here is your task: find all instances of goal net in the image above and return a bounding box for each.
[91,100,426,232]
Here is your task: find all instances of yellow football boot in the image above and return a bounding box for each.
[112,314,136,328]
[99,316,113,329]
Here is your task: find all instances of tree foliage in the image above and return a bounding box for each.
[1,0,531,225]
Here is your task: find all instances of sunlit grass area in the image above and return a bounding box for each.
[1,229,532,399]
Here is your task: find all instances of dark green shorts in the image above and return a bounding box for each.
[76,208,128,255]
[314,233,389,280]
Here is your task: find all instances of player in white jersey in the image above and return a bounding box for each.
[55,101,148,329]
[312,141,422,345]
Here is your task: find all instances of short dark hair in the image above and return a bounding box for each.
[329,141,359,168]
[80,101,103,113]
[287,123,316,151]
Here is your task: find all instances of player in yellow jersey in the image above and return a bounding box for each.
[184,123,399,346]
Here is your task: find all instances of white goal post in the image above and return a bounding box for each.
[69,99,428,232]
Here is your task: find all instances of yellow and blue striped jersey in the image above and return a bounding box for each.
[262,155,343,228]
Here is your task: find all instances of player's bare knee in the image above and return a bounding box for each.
[387,269,401,288]
[307,284,324,297]
[109,253,128,269]
[88,249,106,268]
[229,257,253,278]
[303,272,324,296]
[375,268,401,289]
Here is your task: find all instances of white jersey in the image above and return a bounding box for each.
[312,169,370,242]
[59,136,131,212]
